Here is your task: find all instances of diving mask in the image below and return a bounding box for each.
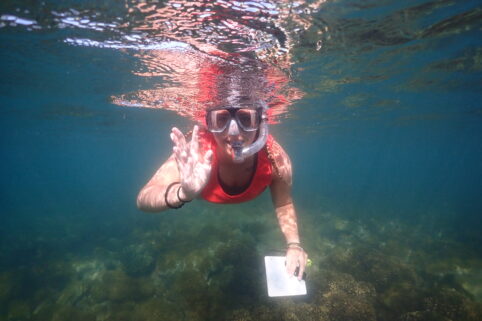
[206,104,269,163]
[206,107,262,133]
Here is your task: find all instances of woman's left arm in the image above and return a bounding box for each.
[269,143,308,280]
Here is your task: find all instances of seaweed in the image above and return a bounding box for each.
[1,208,481,321]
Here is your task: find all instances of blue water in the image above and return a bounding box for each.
[1,0,482,320]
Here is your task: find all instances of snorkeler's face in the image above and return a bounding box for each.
[209,108,258,161]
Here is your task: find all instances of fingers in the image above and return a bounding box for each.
[170,126,211,192]
[203,149,213,166]
[171,127,188,167]
[190,125,199,163]
[286,251,298,276]
[286,248,308,281]
[171,127,187,151]
[297,252,308,281]
[199,150,213,179]
[191,125,199,152]
[173,145,188,165]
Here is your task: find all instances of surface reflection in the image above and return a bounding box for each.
[109,0,327,122]
[112,51,303,123]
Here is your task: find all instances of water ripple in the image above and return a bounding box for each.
[1,0,480,125]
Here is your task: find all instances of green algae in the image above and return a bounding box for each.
[1,204,481,321]
[119,244,156,277]
[7,300,31,321]
[90,270,155,302]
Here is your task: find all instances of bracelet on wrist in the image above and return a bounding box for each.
[165,182,184,209]
[177,185,192,203]
[287,242,301,247]
[287,242,304,252]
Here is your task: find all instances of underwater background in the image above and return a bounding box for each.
[1,0,482,320]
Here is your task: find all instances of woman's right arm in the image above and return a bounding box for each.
[137,125,212,212]
[136,154,184,212]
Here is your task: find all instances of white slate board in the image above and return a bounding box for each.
[264,256,307,297]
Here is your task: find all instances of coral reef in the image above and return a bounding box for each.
[317,271,377,321]
[1,206,481,321]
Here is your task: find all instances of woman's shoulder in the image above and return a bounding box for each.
[266,136,292,186]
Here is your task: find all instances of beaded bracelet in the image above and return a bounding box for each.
[287,242,304,252]
[287,242,302,247]
[165,182,184,209]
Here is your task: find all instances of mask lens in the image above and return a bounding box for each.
[236,109,258,131]
[208,109,231,132]
[207,108,260,133]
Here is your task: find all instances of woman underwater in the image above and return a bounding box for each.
[136,64,309,280]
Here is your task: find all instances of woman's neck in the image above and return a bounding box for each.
[217,153,258,194]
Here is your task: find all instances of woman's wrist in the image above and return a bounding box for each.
[165,182,185,209]
[287,241,301,246]
[287,241,304,252]
[177,185,194,203]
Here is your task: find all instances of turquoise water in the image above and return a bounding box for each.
[1,0,482,320]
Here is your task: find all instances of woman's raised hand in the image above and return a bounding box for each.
[170,125,213,200]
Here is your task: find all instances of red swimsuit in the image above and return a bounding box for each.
[198,130,274,204]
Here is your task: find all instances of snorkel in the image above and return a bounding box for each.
[231,101,269,163]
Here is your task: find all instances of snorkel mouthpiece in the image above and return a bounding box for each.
[230,141,244,163]
[232,101,269,163]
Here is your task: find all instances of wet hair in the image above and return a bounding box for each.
[199,62,270,112]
